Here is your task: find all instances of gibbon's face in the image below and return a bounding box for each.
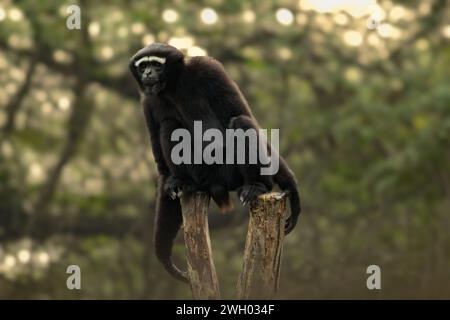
[134,55,166,88]
[130,43,184,94]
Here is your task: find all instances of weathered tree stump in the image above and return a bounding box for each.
[237,192,287,299]
[181,192,221,300]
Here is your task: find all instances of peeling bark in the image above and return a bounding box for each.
[181,193,220,300]
[237,192,287,299]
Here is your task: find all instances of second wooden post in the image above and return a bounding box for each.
[237,192,287,299]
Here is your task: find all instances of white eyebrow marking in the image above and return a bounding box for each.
[134,56,166,67]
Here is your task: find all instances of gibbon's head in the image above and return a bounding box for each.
[129,43,184,94]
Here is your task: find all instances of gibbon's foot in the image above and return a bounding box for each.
[163,176,182,199]
[164,176,198,199]
[284,213,299,235]
[238,183,268,206]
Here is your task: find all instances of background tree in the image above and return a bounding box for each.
[0,0,449,299]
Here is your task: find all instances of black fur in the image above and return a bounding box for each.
[129,43,301,283]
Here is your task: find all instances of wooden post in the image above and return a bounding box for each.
[181,192,221,300]
[237,192,287,299]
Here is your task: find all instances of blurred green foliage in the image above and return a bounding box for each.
[0,0,449,299]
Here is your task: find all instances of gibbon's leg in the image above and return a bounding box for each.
[228,115,301,234]
[228,115,273,205]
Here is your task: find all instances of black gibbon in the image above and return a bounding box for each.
[129,43,301,283]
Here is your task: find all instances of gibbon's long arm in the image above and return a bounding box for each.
[142,104,189,283]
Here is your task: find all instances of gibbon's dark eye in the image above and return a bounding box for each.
[150,61,163,68]
[138,62,149,72]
